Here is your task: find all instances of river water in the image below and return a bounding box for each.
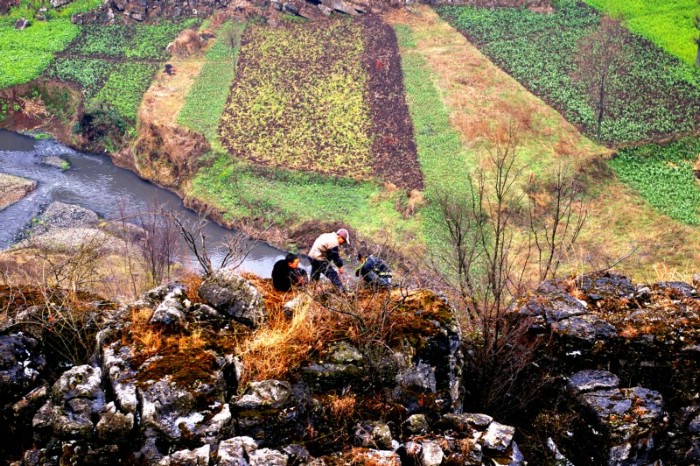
[0,129,285,277]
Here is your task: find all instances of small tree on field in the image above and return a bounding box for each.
[573,17,630,142]
[695,12,700,67]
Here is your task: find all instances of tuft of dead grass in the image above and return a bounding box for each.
[166,29,205,58]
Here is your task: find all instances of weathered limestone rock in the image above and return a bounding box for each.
[198,269,266,327]
[567,369,620,396]
[102,342,138,414]
[139,376,228,441]
[157,444,210,466]
[248,448,289,465]
[420,440,444,466]
[0,333,46,404]
[354,421,393,449]
[234,379,293,410]
[0,173,36,210]
[96,401,134,442]
[50,0,72,8]
[150,287,187,325]
[569,370,667,465]
[33,365,105,441]
[481,421,515,453]
[14,17,29,29]
[439,412,493,432]
[404,414,429,434]
[217,436,258,465]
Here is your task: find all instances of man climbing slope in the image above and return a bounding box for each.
[308,228,350,292]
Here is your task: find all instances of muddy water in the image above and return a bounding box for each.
[0,130,286,277]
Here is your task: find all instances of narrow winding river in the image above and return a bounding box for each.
[0,130,284,277]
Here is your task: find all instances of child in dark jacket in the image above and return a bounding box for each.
[355,251,392,288]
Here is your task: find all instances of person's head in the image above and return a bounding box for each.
[336,228,350,246]
[285,253,300,269]
[357,250,368,262]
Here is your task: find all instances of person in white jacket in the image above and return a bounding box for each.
[308,228,350,291]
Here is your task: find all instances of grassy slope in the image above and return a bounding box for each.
[386,7,602,255]
[388,6,700,281]
[584,0,699,66]
[180,20,419,249]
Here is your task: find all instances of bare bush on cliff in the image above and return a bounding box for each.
[433,125,587,415]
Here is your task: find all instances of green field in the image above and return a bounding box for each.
[45,19,198,122]
[608,138,700,225]
[437,1,700,145]
[218,19,373,179]
[0,0,101,88]
[584,0,699,65]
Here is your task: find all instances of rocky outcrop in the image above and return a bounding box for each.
[198,268,266,328]
[566,370,666,465]
[521,272,700,465]
[0,276,517,465]
[0,173,36,211]
[28,201,99,236]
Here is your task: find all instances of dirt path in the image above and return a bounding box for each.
[139,55,209,127]
[386,5,700,281]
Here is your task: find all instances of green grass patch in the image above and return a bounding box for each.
[189,155,418,240]
[437,2,700,144]
[0,0,103,88]
[608,139,700,225]
[178,21,245,145]
[73,19,199,59]
[218,19,373,178]
[43,19,198,122]
[92,63,158,121]
[0,19,78,88]
[584,0,698,65]
[392,24,474,250]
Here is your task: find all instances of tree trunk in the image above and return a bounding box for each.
[597,75,605,141]
[696,41,700,67]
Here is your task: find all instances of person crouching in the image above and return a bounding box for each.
[271,253,308,292]
[308,229,350,292]
[355,251,392,289]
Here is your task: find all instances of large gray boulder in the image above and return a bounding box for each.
[198,269,265,327]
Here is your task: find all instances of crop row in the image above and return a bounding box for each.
[71,19,198,60]
[218,19,373,179]
[43,19,198,122]
[437,1,700,145]
[608,138,700,225]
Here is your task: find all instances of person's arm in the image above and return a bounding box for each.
[327,246,343,268]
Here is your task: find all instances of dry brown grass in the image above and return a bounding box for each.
[166,29,205,58]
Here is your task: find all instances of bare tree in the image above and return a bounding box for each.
[169,212,253,277]
[432,126,587,414]
[135,201,179,287]
[573,17,630,142]
[529,164,588,281]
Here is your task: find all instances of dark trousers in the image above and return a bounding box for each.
[310,259,343,290]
